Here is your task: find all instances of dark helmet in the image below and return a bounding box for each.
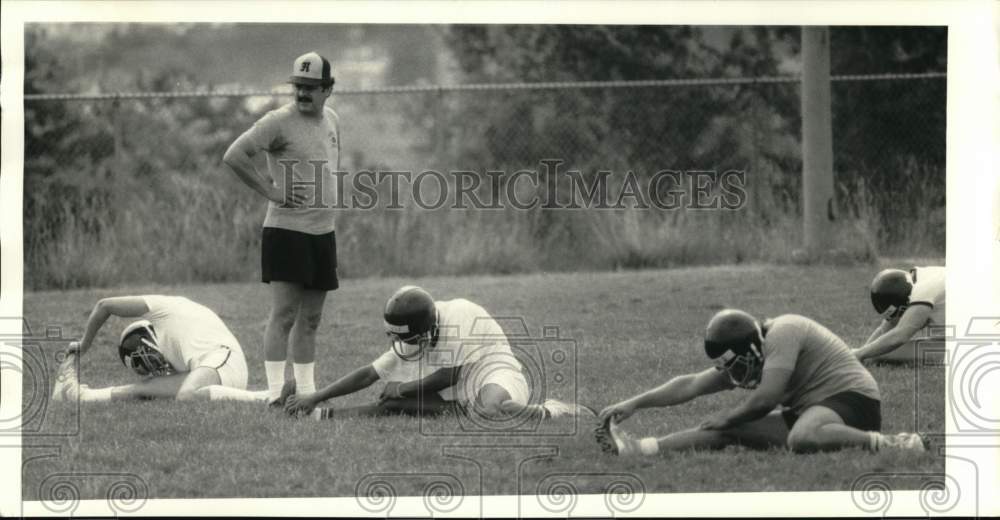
[118,320,175,377]
[870,268,913,319]
[384,285,438,360]
[704,309,764,389]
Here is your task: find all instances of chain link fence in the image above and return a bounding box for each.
[24,74,945,289]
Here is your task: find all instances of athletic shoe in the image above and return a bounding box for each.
[50,354,80,402]
[879,432,929,452]
[542,399,597,418]
[595,416,641,456]
[267,379,297,409]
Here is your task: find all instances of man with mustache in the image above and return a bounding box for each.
[223,52,341,407]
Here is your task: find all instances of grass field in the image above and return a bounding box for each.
[21,264,944,504]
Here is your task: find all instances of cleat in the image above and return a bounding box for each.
[51,354,80,402]
[880,432,928,452]
[594,416,620,455]
[543,399,597,418]
[594,416,641,456]
[267,379,297,409]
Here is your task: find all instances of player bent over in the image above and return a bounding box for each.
[284,286,594,421]
[51,295,267,403]
[854,266,945,363]
[595,309,928,456]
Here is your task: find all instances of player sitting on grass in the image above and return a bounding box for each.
[51,295,268,403]
[853,266,946,363]
[282,285,594,421]
[595,309,929,456]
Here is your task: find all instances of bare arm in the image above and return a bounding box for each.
[222,132,304,206]
[284,364,381,415]
[855,305,933,361]
[394,365,463,398]
[599,368,733,422]
[312,364,381,403]
[74,296,150,357]
[702,368,791,430]
[863,318,894,346]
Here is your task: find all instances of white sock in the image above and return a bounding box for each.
[293,362,315,394]
[79,386,114,402]
[639,437,660,456]
[206,385,270,402]
[265,360,286,400]
[868,431,882,452]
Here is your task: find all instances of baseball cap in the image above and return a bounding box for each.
[289,51,335,87]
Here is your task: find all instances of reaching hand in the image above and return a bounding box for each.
[378,382,404,404]
[698,414,730,431]
[284,393,316,416]
[598,400,637,424]
[268,183,308,208]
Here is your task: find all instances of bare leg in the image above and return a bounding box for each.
[263,282,303,400]
[289,289,326,365]
[264,282,303,362]
[316,395,458,420]
[657,411,790,452]
[289,289,327,395]
[598,410,789,456]
[786,405,873,453]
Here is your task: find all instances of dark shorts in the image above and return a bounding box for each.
[261,227,339,291]
[782,391,882,432]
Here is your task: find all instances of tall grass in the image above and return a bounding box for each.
[23,163,941,290]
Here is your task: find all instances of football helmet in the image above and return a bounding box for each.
[870,268,913,320]
[119,320,175,377]
[383,286,438,361]
[704,309,764,389]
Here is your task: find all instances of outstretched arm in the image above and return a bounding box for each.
[855,305,933,361]
[381,365,464,402]
[599,368,733,423]
[73,296,150,357]
[285,364,380,414]
[222,131,305,207]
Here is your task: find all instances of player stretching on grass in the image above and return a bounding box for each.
[283,286,594,421]
[854,266,946,363]
[595,309,928,456]
[223,51,342,406]
[51,295,267,402]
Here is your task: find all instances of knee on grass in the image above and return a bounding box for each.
[785,428,827,453]
[177,387,211,402]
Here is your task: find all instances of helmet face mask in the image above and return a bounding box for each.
[879,303,909,321]
[703,309,765,389]
[383,286,438,361]
[870,269,913,319]
[713,345,764,389]
[119,322,174,377]
[386,328,437,361]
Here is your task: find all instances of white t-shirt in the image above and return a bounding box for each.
[370,299,523,404]
[140,295,243,373]
[242,103,340,235]
[910,266,946,325]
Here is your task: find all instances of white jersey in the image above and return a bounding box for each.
[371,299,523,404]
[140,295,243,373]
[910,266,946,325]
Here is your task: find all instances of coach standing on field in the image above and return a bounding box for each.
[223,51,341,405]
